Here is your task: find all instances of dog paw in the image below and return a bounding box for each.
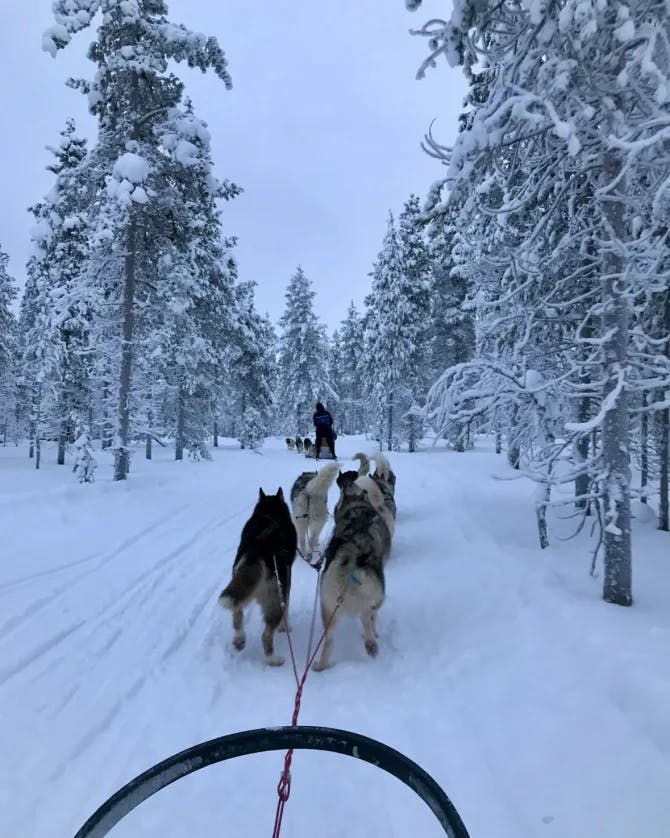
[365,640,379,658]
[312,659,331,672]
[265,654,285,667]
[233,636,246,651]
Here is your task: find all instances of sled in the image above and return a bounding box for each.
[304,438,337,460]
[73,726,470,837]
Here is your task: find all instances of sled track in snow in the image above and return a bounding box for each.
[0,504,250,690]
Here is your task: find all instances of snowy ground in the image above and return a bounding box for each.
[1,436,669,837]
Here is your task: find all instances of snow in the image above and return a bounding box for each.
[112,152,151,185]
[1,436,669,837]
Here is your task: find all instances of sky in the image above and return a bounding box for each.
[0,0,465,330]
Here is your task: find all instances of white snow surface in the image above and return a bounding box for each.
[0,436,669,837]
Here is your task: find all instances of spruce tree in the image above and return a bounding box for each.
[276,266,335,434]
[45,0,234,479]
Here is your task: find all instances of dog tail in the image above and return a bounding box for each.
[352,452,370,476]
[219,559,263,610]
[306,461,340,498]
[369,452,392,480]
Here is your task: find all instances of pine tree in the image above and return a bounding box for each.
[364,203,432,451]
[229,281,277,448]
[0,245,17,445]
[30,120,93,465]
[45,0,234,480]
[410,0,670,604]
[276,266,335,434]
[337,302,366,434]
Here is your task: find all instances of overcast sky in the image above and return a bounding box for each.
[0,1,465,330]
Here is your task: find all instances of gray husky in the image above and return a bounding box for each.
[313,473,391,671]
[218,488,296,666]
[290,462,340,557]
[335,452,395,538]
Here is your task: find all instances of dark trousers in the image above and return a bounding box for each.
[315,429,335,458]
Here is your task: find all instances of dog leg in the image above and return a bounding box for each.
[370,607,379,638]
[277,564,291,633]
[312,603,342,671]
[261,584,285,666]
[361,608,379,657]
[294,516,308,558]
[232,609,245,651]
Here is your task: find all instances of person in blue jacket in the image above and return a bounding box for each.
[312,402,336,459]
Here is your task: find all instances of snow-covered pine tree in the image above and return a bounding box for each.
[44,0,234,480]
[27,120,93,466]
[364,202,432,451]
[229,281,277,449]
[328,329,343,422]
[0,245,18,444]
[336,302,366,434]
[410,0,670,604]
[276,266,335,434]
[153,104,240,461]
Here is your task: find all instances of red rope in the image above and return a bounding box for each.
[271,556,340,838]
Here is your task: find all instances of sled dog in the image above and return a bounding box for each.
[295,436,304,453]
[334,453,395,538]
[313,474,391,670]
[303,438,314,457]
[218,488,296,666]
[290,462,340,556]
[285,437,296,451]
[369,452,397,521]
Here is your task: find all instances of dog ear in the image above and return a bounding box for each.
[259,487,266,500]
[277,487,284,500]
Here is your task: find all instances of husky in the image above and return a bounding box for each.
[295,436,304,453]
[285,437,296,451]
[370,452,396,495]
[334,455,395,538]
[218,488,296,666]
[290,462,340,557]
[303,438,314,458]
[369,452,397,521]
[313,477,391,671]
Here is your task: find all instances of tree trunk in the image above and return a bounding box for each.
[640,394,648,504]
[659,293,670,531]
[507,405,520,469]
[575,316,593,513]
[387,392,394,452]
[495,427,501,454]
[213,419,219,448]
[600,151,632,606]
[57,394,69,465]
[535,482,551,549]
[34,386,42,471]
[145,433,152,460]
[660,404,669,532]
[102,385,112,449]
[114,217,137,481]
[175,385,185,461]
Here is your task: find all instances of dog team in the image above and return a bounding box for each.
[218,449,397,670]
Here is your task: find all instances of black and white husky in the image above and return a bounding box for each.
[313,474,391,670]
[290,462,340,556]
[218,488,296,666]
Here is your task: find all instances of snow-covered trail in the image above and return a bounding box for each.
[0,439,668,837]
